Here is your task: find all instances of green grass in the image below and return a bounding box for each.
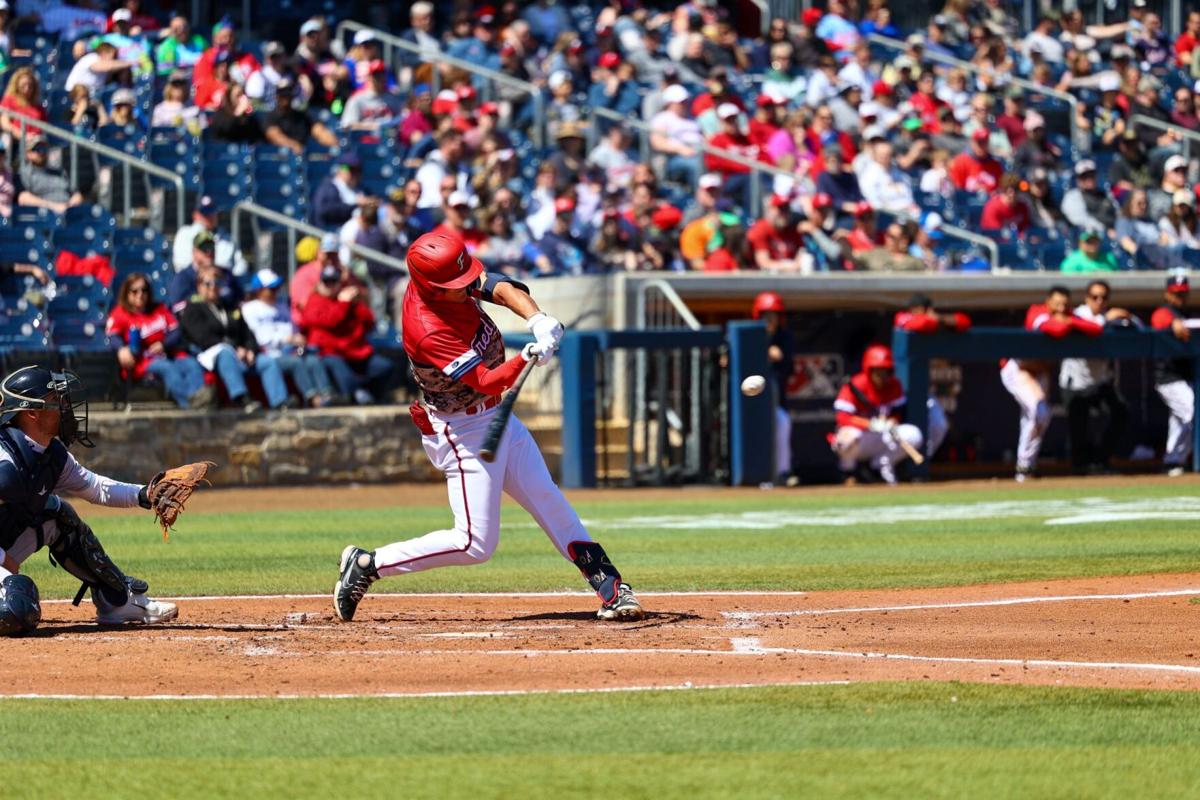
[24,482,1200,598]
[4,683,1200,799]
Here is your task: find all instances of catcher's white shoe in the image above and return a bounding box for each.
[96,593,178,625]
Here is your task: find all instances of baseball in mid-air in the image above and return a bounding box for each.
[740,375,766,397]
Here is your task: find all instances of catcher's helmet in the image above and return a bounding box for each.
[751,291,786,319]
[407,232,484,297]
[862,345,894,371]
[0,366,93,447]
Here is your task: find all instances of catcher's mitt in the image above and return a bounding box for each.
[144,461,215,540]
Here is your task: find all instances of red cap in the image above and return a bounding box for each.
[853,200,874,217]
[475,4,496,22]
[862,344,894,370]
[456,84,477,101]
[802,8,823,27]
[479,101,499,115]
[554,196,576,215]
[1168,273,1191,293]
[432,90,459,116]
[598,52,621,69]
[651,204,683,229]
[872,79,892,97]
[768,193,791,208]
[366,59,387,76]
[406,232,485,294]
[568,38,584,54]
[812,192,833,209]
[752,291,786,319]
[500,43,517,57]
[756,94,780,108]
[971,127,990,143]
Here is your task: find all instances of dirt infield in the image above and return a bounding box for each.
[7,572,1200,697]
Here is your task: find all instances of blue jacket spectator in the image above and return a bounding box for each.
[311,152,365,229]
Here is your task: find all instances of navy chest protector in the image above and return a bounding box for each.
[0,426,68,550]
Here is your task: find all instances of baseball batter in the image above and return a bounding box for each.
[334,233,645,622]
[0,367,179,635]
[831,344,923,485]
[1001,286,1101,481]
[1151,273,1194,476]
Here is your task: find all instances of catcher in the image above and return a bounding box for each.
[0,366,211,636]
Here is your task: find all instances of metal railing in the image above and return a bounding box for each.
[9,110,186,231]
[866,33,1082,150]
[1131,114,1200,163]
[335,19,546,148]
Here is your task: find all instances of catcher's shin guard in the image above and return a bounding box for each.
[47,499,146,607]
[568,541,622,605]
[0,574,41,636]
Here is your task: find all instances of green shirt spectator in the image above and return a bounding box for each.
[1061,232,1119,273]
[155,15,207,75]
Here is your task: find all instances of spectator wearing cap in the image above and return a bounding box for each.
[837,42,878,99]
[17,138,83,215]
[1116,189,1173,270]
[415,128,471,209]
[340,60,404,130]
[168,230,244,314]
[446,6,498,68]
[65,39,136,94]
[585,53,641,127]
[151,70,202,130]
[545,73,583,142]
[343,30,386,92]
[981,174,1032,235]
[1011,111,1061,174]
[102,9,153,67]
[948,128,1003,193]
[747,195,807,272]
[794,9,831,68]
[244,41,289,108]
[681,173,723,226]
[339,196,402,283]
[587,124,637,191]
[155,14,206,75]
[858,139,917,216]
[908,212,947,271]
[845,202,882,253]
[749,92,788,150]
[1062,159,1118,237]
[171,195,247,274]
[191,16,261,94]
[105,86,145,131]
[477,207,535,276]
[706,103,766,201]
[107,0,160,35]
[692,67,745,136]
[1159,190,1200,249]
[312,152,372,229]
[194,48,232,111]
[909,72,948,135]
[263,77,337,152]
[1149,154,1191,220]
[815,146,864,216]
[241,269,335,408]
[827,81,864,134]
[431,190,487,253]
[382,182,429,251]
[1109,130,1153,194]
[531,197,590,276]
[1061,230,1119,273]
[1130,77,1177,153]
[650,84,704,190]
[291,234,361,326]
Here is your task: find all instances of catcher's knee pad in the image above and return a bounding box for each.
[48,499,144,607]
[0,574,41,636]
[896,423,924,450]
[568,541,621,604]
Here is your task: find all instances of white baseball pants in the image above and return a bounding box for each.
[374,407,592,577]
[1000,360,1050,472]
[833,424,924,472]
[1156,380,1195,467]
[775,405,792,477]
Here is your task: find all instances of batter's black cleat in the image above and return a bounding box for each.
[333,545,379,622]
[597,583,645,621]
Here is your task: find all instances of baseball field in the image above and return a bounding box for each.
[6,476,1200,798]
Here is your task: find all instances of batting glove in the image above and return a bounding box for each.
[521,342,554,366]
[526,312,564,351]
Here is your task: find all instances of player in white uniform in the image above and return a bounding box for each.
[333,233,645,622]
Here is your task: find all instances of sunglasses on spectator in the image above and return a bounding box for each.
[1088,292,1109,301]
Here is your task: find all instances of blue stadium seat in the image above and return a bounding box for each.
[51,313,110,350]
[1035,240,1068,271]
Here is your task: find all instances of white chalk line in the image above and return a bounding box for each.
[728,637,1200,676]
[721,587,1200,620]
[0,681,852,702]
[43,590,811,605]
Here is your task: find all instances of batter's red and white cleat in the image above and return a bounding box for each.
[96,593,178,625]
[334,545,379,622]
[597,583,645,621]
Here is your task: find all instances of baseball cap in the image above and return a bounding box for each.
[871,79,893,97]
[1023,110,1045,131]
[553,196,575,215]
[320,233,340,252]
[1005,85,1025,100]
[320,264,342,283]
[249,269,283,291]
[275,76,296,94]
[548,70,571,90]
[1166,154,1189,173]
[1172,189,1194,207]
[853,201,874,217]
[193,230,216,251]
[651,204,683,229]
[768,193,791,208]
[1111,45,1134,60]
[447,190,471,208]
[475,5,497,24]
[495,148,515,161]
[167,69,189,85]
[1099,73,1122,93]
[1167,272,1191,293]
[1079,230,1100,242]
[858,101,881,120]
[432,89,459,115]
[196,195,217,216]
[264,41,285,57]
[662,84,689,105]
[1030,167,1049,183]
[300,19,323,35]
[802,7,823,27]
[920,211,944,239]
[717,103,740,119]
[353,30,378,45]
[970,128,990,143]
[598,52,621,70]
[479,101,499,115]
[1133,0,1148,8]
[698,173,722,190]
[862,125,886,142]
[111,8,132,22]
[906,33,924,47]
[1074,159,1097,175]
[366,59,387,76]
[456,84,477,101]
[111,88,135,106]
[811,192,833,210]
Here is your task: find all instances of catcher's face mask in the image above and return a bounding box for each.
[0,368,93,448]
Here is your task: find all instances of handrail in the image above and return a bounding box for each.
[230,200,409,281]
[866,33,1081,150]
[10,110,186,231]
[1131,114,1200,161]
[637,278,702,331]
[335,19,546,148]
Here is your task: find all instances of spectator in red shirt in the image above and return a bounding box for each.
[691,67,745,122]
[804,105,857,180]
[995,87,1028,150]
[748,93,785,149]
[1177,11,1200,67]
[981,174,1033,234]
[192,17,261,93]
[908,71,947,133]
[948,128,1004,192]
[703,220,748,272]
[845,202,882,253]
[0,67,47,138]
[302,263,396,404]
[707,103,768,205]
[431,191,487,252]
[747,195,807,271]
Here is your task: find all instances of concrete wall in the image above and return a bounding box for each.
[79,408,442,487]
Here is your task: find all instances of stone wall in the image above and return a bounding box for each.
[78,407,442,487]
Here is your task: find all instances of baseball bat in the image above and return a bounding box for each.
[479,357,538,462]
[897,435,926,466]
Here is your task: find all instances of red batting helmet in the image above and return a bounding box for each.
[406,232,484,296]
[862,344,894,371]
[751,291,786,319]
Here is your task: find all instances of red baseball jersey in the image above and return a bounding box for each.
[833,372,906,430]
[893,310,971,333]
[402,284,507,413]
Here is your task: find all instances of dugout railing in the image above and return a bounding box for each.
[893,326,1200,478]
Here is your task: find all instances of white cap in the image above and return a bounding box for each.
[862,124,886,141]
[662,84,689,105]
[1023,110,1045,131]
[716,102,740,119]
[548,70,571,90]
[1166,154,1189,173]
[858,100,881,119]
[353,30,378,45]
[698,173,723,189]
[447,190,471,208]
[111,8,132,22]
[214,239,236,269]
[1098,73,1121,92]
[320,233,339,252]
[921,211,943,232]
[300,19,323,35]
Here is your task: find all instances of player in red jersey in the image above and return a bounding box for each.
[333,232,645,623]
[831,344,924,485]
